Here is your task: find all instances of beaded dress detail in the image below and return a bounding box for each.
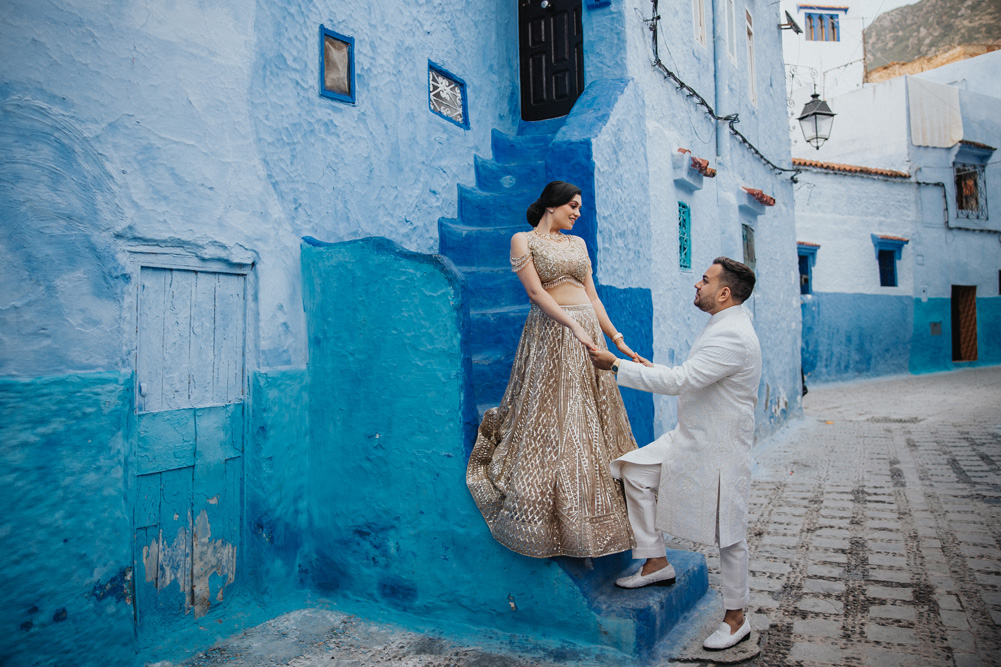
[466,233,637,558]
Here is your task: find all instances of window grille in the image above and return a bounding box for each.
[678,202,692,269]
[741,224,756,271]
[955,163,987,220]
[428,63,469,128]
[878,249,897,287]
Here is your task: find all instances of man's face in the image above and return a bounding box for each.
[694,264,725,313]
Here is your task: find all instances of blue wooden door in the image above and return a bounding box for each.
[133,266,246,632]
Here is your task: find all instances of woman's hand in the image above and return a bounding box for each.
[614,338,641,363]
[571,323,597,352]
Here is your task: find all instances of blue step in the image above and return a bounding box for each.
[470,304,528,356]
[472,350,515,408]
[460,267,525,310]
[558,548,710,660]
[474,155,545,194]
[457,185,536,228]
[491,129,557,164]
[517,117,567,136]
[438,219,521,268]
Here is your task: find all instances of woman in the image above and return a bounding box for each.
[466,181,641,558]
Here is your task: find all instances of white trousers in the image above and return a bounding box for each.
[620,461,750,610]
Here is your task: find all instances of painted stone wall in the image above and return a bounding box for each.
[603,0,803,435]
[0,373,134,665]
[795,158,1001,382]
[0,0,804,660]
[300,237,612,644]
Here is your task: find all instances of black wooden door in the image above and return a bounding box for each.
[519,0,584,121]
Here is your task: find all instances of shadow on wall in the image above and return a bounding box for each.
[0,98,127,377]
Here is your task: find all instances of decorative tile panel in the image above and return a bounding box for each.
[678,202,691,270]
[428,62,469,128]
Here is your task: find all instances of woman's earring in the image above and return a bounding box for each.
[548,208,553,213]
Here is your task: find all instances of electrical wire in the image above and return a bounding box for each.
[645,0,802,181]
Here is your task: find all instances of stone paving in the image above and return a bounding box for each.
[165,366,1001,667]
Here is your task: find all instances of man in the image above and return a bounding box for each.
[589,257,762,651]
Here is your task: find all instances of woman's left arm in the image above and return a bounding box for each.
[581,240,641,363]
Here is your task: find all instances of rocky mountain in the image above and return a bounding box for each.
[864,0,1001,76]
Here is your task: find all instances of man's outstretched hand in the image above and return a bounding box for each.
[589,347,618,370]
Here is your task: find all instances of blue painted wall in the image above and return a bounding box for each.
[910,297,1001,374]
[0,0,803,660]
[300,237,607,643]
[801,293,913,383]
[803,294,1001,382]
[0,373,134,665]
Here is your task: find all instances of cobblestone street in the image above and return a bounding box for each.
[168,367,1001,667]
[694,365,1001,666]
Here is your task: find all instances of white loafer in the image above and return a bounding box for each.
[614,563,676,589]
[702,618,751,650]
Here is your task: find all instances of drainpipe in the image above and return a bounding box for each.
[712,0,723,157]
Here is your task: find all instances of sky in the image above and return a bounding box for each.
[855,0,919,23]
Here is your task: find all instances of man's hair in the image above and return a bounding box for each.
[713,257,756,303]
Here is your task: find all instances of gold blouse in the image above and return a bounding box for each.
[510,233,592,290]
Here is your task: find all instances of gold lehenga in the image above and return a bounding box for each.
[466,300,638,558]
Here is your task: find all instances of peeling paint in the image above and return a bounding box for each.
[192,509,237,618]
[140,509,237,618]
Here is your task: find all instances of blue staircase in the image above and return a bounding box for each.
[438,120,564,413]
[438,121,713,661]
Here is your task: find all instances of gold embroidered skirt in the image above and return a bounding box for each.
[466,302,638,558]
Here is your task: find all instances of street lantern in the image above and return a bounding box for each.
[798,92,835,150]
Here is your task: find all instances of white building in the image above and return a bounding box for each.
[792,51,1001,383]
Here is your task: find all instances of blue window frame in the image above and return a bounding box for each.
[871,234,908,288]
[428,62,469,129]
[797,242,819,295]
[319,25,355,104]
[804,11,840,41]
[678,202,692,270]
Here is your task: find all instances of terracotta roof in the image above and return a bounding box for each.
[797,4,849,9]
[792,158,911,179]
[797,241,821,247]
[876,234,909,242]
[742,187,776,206]
[959,139,996,151]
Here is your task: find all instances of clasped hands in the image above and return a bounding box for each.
[571,324,652,370]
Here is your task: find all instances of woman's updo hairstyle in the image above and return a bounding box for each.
[526,180,582,227]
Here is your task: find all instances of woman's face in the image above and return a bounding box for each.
[550,195,582,231]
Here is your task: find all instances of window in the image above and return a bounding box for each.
[797,243,819,294]
[955,163,987,220]
[693,0,707,45]
[428,62,469,128]
[319,25,355,104]
[871,234,908,288]
[726,0,737,60]
[745,11,756,105]
[804,12,840,41]
[877,250,897,287]
[741,224,755,271]
[679,202,692,270]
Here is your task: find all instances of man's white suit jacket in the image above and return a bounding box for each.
[611,304,762,547]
